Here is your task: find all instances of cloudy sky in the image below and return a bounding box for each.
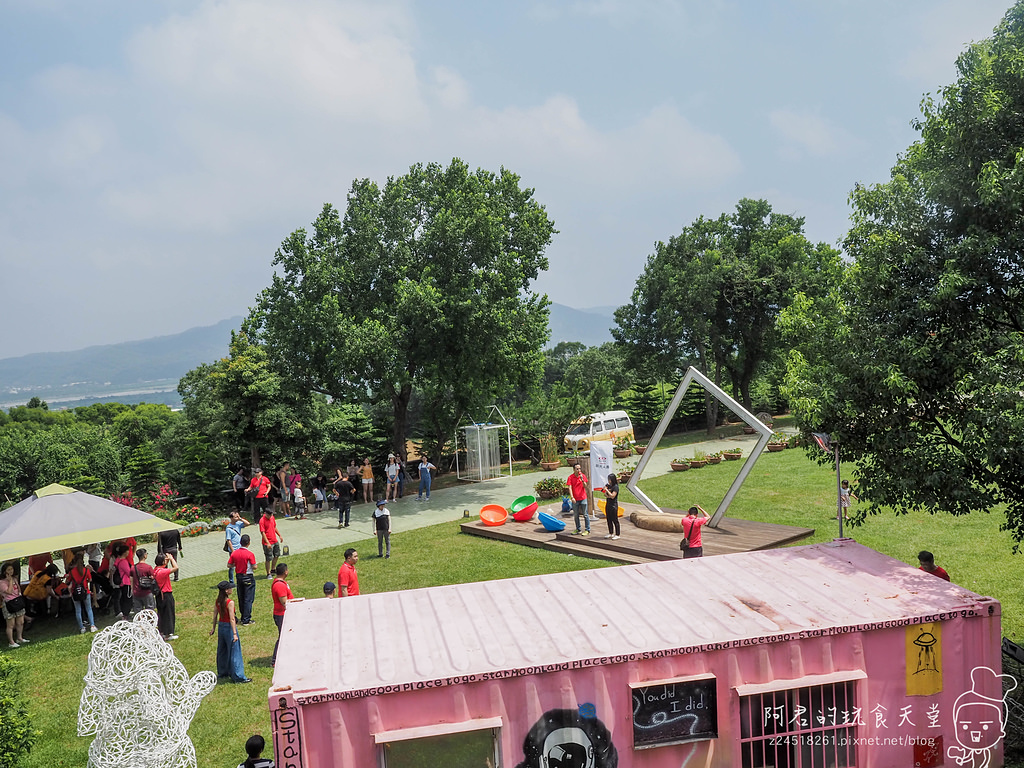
[0,0,1011,358]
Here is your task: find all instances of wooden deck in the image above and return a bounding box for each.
[460,502,815,565]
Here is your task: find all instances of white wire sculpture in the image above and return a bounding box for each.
[78,610,217,768]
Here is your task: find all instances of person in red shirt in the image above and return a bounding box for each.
[918,550,951,581]
[271,563,294,667]
[153,553,179,640]
[228,534,258,625]
[258,507,284,578]
[337,549,359,597]
[566,464,590,536]
[248,467,272,516]
[680,505,710,559]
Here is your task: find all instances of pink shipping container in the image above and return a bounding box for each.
[269,540,1008,768]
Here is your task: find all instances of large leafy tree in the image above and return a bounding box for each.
[247,158,556,463]
[783,4,1024,542]
[615,199,841,428]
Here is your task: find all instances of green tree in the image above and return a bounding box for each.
[783,3,1024,542]
[614,199,842,426]
[247,158,556,466]
[125,441,165,494]
[178,330,327,472]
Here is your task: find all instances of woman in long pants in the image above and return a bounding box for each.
[210,581,250,683]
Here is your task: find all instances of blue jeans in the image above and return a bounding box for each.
[217,622,247,681]
[573,499,590,532]
[418,474,431,499]
[72,597,95,630]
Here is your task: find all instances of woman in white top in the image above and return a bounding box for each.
[385,455,400,501]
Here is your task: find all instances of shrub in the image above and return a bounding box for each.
[534,477,569,497]
[180,520,211,537]
[539,434,560,464]
[0,655,36,768]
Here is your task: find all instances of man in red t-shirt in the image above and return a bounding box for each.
[228,534,258,625]
[680,505,710,559]
[248,467,272,516]
[566,464,590,536]
[271,563,294,667]
[918,550,951,582]
[337,549,359,597]
[258,508,284,578]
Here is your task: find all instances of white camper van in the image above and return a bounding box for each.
[562,410,635,452]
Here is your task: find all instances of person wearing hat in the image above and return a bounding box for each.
[373,499,392,559]
[323,582,336,598]
[210,580,251,683]
[416,456,436,501]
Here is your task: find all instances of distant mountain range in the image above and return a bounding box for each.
[0,304,616,410]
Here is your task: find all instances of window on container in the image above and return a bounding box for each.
[615,417,630,429]
[381,727,500,768]
[738,680,858,768]
[603,420,617,431]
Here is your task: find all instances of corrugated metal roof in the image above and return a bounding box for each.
[272,540,988,697]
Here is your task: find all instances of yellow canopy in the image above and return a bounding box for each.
[0,483,182,562]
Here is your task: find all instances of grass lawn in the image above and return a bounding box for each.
[8,443,1024,766]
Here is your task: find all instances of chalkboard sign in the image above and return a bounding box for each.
[631,677,718,748]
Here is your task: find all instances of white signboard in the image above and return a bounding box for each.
[589,440,614,491]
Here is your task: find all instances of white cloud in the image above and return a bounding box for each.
[769,108,853,159]
[127,0,426,124]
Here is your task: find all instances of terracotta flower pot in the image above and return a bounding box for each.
[537,488,559,499]
[742,426,756,434]
[618,473,632,483]
[613,449,632,458]
[766,444,785,452]
[724,452,741,460]
[670,462,689,472]
[707,456,722,465]
[689,460,707,469]
[635,446,647,455]
[540,461,560,471]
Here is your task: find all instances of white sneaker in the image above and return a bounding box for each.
[612,535,620,540]
[80,628,87,634]
[19,637,29,643]
[8,642,18,648]
[167,634,179,640]
[90,626,98,633]
[604,534,613,539]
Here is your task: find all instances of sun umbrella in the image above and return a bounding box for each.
[0,483,182,562]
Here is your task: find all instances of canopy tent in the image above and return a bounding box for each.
[0,483,182,563]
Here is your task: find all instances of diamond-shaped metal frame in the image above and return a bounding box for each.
[626,366,774,527]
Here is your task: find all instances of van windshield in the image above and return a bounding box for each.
[567,423,591,436]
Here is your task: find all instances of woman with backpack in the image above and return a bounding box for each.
[66,552,98,634]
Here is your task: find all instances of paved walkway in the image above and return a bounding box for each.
[177,432,782,579]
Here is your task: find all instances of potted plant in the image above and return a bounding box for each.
[613,436,632,458]
[689,450,708,469]
[534,476,569,500]
[539,434,561,471]
[706,450,723,465]
[617,460,637,483]
[634,443,648,455]
[670,458,690,471]
[766,431,787,452]
[723,448,743,461]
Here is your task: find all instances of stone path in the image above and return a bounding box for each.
[177,432,780,579]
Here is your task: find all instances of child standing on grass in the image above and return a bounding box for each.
[838,480,857,520]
